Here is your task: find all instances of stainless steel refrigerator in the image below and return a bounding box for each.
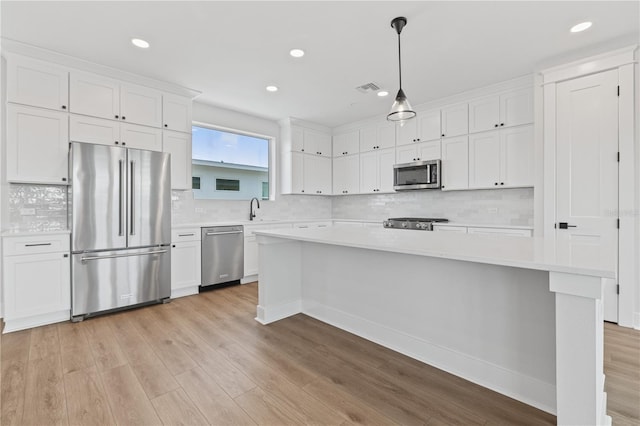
[70,142,171,320]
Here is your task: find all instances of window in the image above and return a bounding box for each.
[216,179,240,191]
[192,124,271,200]
[192,176,201,190]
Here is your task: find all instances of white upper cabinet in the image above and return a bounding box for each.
[303,155,332,194]
[162,94,192,133]
[441,103,468,138]
[468,88,533,133]
[7,104,69,184]
[359,148,395,193]
[121,84,163,128]
[333,154,359,195]
[441,135,468,191]
[468,125,533,188]
[360,120,395,152]
[396,140,441,163]
[70,71,120,119]
[70,71,164,128]
[70,115,162,151]
[163,130,192,190]
[290,152,305,193]
[333,130,360,157]
[6,55,69,111]
[397,109,441,146]
[291,126,331,157]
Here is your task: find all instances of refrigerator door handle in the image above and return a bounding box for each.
[130,160,135,236]
[81,249,168,262]
[118,159,124,236]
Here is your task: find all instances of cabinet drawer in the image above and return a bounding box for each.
[171,228,201,242]
[467,227,532,237]
[3,234,70,256]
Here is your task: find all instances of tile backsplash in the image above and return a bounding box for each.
[8,184,68,232]
[332,188,534,226]
[5,184,533,231]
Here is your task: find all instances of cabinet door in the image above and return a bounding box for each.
[359,151,378,193]
[7,55,69,111]
[304,155,331,194]
[244,235,259,277]
[359,125,377,152]
[441,103,468,138]
[396,145,418,163]
[416,141,441,161]
[7,105,69,184]
[70,72,120,120]
[305,129,331,157]
[467,227,532,237]
[378,148,396,193]
[162,94,192,133]
[163,130,192,190]
[500,88,533,127]
[500,125,534,187]
[121,83,163,128]
[4,252,70,319]
[332,154,359,195]
[120,123,162,151]
[171,241,201,292]
[291,152,305,193]
[441,135,468,190]
[291,126,305,153]
[377,121,396,150]
[469,95,500,133]
[396,117,417,146]
[417,110,441,142]
[70,114,120,147]
[468,131,501,188]
[333,130,359,156]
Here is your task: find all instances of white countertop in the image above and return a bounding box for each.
[254,226,615,278]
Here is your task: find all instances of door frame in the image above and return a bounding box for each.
[539,45,638,328]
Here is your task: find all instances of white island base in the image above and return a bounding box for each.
[255,228,613,426]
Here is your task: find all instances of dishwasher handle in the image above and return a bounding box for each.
[205,230,243,236]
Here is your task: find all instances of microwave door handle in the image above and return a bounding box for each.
[426,164,431,184]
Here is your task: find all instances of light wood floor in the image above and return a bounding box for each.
[1,282,638,425]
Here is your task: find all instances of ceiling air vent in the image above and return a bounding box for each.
[355,82,381,94]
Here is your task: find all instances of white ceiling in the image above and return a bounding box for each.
[2,1,638,128]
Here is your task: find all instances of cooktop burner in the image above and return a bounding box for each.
[383,217,449,231]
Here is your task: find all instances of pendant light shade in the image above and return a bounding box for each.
[387,17,416,123]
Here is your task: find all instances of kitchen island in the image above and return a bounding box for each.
[254,227,614,426]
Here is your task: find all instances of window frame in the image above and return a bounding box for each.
[191,121,276,201]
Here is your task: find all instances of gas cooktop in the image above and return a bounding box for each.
[382,217,449,231]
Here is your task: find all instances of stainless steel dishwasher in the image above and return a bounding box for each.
[201,225,244,288]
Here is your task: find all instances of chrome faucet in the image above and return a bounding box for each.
[249,197,260,221]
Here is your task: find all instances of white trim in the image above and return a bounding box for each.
[542,83,557,239]
[2,310,69,333]
[1,38,201,98]
[540,45,638,84]
[240,274,258,284]
[634,312,640,330]
[255,300,301,325]
[303,301,556,415]
[533,73,545,237]
[170,286,199,299]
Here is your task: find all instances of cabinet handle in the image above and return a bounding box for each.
[115,115,119,119]
[500,123,504,126]
[441,185,445,189]
[62,177,67,182]
[63,254,69,258]
[500,182,504,185]
[301,189,304,192]
[494,124,499,127]
[172,244,176,248]
[61,105,67,110]
[441,134,445,137]
[25,243,52,247]
[164,124,168,128]
[417,138,420,141]
[178,233,195,237]
[301,148,304,152]
[122,116,126,120]
[416,157,420,160]
[122,142,126,146]
[494,182,498,186]
[115,141,119,145]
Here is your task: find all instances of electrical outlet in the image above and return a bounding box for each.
[20,208,36,215]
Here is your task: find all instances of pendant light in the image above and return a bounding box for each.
[387,16,416,123]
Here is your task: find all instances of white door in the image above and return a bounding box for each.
[163,130,192,190]
[291,152,304,193]
[7,55,69,111]
[333,155,359,195]
[441,136,469,191]
[468,95,500,133]
[120,123,162,151]
[70,71,120,120]
[556,69,619,322]
[120,83,163,128]
[70,114,120,147]
[500,125,534,187]
[396,145,418,163]
[378,148,396,192]
[500,88,533,128]
[417,141,441,161]
[417,110,441,142]
[441,103,468,138]
[468,131,500,188]
[162,94,192,133]
[359,151,378,193]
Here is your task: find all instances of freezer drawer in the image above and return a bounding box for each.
[72,246,170,317]
[201,226,244,287]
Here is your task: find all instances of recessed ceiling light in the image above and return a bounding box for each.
[131,38,150,48]
[377,91,389,97]
[570,21,592,33]
[266,85,279,92]
[289,49,305,58]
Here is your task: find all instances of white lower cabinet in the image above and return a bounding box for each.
[2,234,71,333]
[244,223,293,280]
[170,228,201,298]
[467,227,532,237]
[432,225,468,233]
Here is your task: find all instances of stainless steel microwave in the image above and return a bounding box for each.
[393,159,441,190]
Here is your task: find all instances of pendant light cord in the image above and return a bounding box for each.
[397,33,402,90]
